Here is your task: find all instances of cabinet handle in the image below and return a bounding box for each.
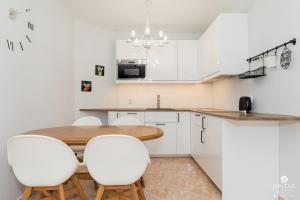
[201,130,205,143]
[202,117,206,129]
[156,123,166,126]
[127,112,138,115]
[177,113,180,123]
[195,114,201,117]
[117,113,119,118]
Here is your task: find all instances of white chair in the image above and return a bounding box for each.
[112,116,148,188]
[72,116,102,126]
[7,135,86,200]
[84,135,150,200]
[71,116,102,160]
[112,116,143,126]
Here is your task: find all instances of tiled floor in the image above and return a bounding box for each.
[34,158,222,200]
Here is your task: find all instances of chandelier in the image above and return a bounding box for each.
[126,0,168,50]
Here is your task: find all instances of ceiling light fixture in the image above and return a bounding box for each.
[126,0,168,50]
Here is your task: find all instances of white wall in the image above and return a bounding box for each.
[0,0,74,199]
[212,0,300,198]
[73,20,119,123]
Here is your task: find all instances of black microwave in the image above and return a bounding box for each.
[117,60,146,79]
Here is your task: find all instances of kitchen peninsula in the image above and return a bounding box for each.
[80,108,300,200]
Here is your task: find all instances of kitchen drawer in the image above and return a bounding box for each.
[118,112,145,124]
[191,112,203,126]
[145,112,177,123]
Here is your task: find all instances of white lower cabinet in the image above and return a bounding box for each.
[144,122,177,155]
[190,113,203,162]
[177,112,191,155]
[108,111,189,156]
[191,113,223,190]
[108,112,118,125]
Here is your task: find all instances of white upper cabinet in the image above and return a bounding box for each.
[199,14,248,80]
[177,40,199,81]
[146,40,178,81]
[116,40,147,60]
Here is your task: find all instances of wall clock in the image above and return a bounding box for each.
[6,8,34,52]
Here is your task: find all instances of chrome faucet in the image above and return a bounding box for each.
[157,95,160,109]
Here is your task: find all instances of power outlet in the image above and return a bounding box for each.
[128,99,133,105]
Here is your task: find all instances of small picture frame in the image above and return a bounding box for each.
[95,65,105,76]
[81,81,92,92]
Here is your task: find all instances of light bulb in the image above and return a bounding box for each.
[131,30,136,38]
[144,26,151,36]
[159,30,164,38]
[163,35,168,41]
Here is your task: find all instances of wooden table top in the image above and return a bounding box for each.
[24,125,163,145]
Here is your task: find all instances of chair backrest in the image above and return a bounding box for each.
[7,135,79,187]
[84,135,150,185]
[72,116,102,126]
[112,116,142,126]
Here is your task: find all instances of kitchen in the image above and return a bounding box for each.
[1,0,300,200]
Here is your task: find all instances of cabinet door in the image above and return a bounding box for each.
[146,40,178,81]
[190,113,203,161]
[118,112,145,125]
[201,23,220,78]
[177,112,191,154]
[108,112,118,125]
[116,40,147,60]
[144,122,177,155]
[206,20,220,76]
[177,41,199,81]
[199,115,223,190]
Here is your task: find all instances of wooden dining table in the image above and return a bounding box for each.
[24,125,163,145]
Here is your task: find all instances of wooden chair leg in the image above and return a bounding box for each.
[58,184,66,200]
[94,180,98,190]
[140,177,145,188]
[130,184,139,200]
[136,181,146,200]
[71,175,87,200]
[21,187,32,200]
[95,185,105,200]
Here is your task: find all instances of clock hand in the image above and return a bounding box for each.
[6,40,10,50]
[20,42,24,51]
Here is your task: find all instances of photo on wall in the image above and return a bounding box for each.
[81,80,92,92]
[95,65,105,76]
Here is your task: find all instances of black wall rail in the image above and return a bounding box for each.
[246,38,296,63]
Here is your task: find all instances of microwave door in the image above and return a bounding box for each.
[124,68,140,76]
[118,65,145,79]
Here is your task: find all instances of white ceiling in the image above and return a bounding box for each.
[63,0,253,33]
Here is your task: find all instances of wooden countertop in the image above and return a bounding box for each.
[80,108,300,121]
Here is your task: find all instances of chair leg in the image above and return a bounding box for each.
[72,175,87,200]
[136,181,146,200]
[95,185,105,200]
[130,184,139,200]
[94,180,98,190]
[58,184,66,200]
[21,187,32,200]
[140,177,145,188]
